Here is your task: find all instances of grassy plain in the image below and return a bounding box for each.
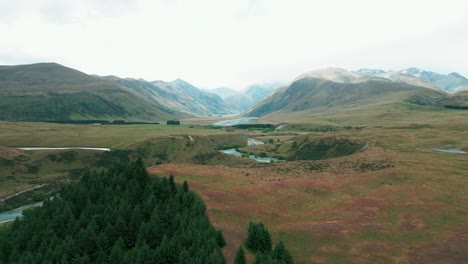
[149,123,468,263]
[0,122,228,148]
[1,104,468,263]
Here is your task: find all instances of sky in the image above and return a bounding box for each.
[0,0,467,90]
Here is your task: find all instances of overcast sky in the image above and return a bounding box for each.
[0,0,467,89]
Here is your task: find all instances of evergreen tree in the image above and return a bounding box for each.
[245,222,272,252]
[183,180,189,193]
[272,240,293,264]
[216,230,227,248]
[0,161,226,263]
[169,174,177,193]
[234,246,246,264]
[252,252,276,264]
[108,237,126,263]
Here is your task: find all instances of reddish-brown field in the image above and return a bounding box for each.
[148,143,468,263]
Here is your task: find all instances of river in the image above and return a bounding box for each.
[432,148,466,154]
[213,117,258,126]
[220,148,283,163]
[0,202,43,224]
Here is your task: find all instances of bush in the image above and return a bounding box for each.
[31,191,45,202]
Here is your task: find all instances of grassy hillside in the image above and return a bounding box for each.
[246,78,447,117]
[167,79,236,115]
[439,90,468,108]
[0,63,178,122]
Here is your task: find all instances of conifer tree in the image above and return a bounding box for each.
[0,161,227,263]
[216,230,227,248]
[273,240,293,264]
[183,180,189,193]
[234,246,246,264]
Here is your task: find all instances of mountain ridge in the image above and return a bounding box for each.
[245,68,449,118]
[355,67,468,93]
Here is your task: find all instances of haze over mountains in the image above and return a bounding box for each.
[210,82,283,113]
[1,63,467,122]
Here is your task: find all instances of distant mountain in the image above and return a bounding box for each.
[354,69,386,76]
[401,68,468,93]
[101,77,237,117]
[222,82,283,113]
[355,67,468,93]
[354,69,440,90]
[245,68,447,117]
[210,87,238,99]
[296,68,375,83]
[0,63,179,122]
[165,79,235,115]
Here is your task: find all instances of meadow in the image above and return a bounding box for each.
[0,105,467,263]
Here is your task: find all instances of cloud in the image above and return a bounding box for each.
[0,0,467,89]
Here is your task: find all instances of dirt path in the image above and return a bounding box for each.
[0,184,46,203]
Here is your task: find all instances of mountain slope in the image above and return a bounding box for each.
[245,69,447,117]
[0,63,179,122]
[354,69,440,90]
[439,90,468,108]
[166,79,235,115]
[104,77,237,117]
[221,82,282,113]
[356,67,468,93]
[208,87,238,100]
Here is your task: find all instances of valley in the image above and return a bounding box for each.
[1,64,467,263]
[1,109,467,263]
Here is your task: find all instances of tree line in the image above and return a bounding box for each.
[0,159,226,263]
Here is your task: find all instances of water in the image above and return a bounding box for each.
[0,202,43,224]
[213,117,258,126]
[0,211,22,223]
[17,147,110,151]
[220,148,283,163]
[432,148,466,154]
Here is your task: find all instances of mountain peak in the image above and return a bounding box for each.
[354,68,386,76]
[295,67,370,83]
[448,72,468,80]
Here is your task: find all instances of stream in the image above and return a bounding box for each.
[220,148,283,163]
[0,202,43,224]
[213,117,258,126]
[220,137,283,163]
[432,148,466,154]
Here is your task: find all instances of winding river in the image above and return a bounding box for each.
[220,148,282,163]
[220,137,283,163]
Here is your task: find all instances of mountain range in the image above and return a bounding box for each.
[354,68,468,93]
[0,63,272,122]
[245,67,468,117]
[0,63,467,122]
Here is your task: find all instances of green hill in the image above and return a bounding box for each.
[0,63,178,122]
[439,90,468,109]
[245,72,447,118]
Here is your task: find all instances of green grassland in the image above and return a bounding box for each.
[0,122,253,210]
[0,122,230,149]
[1,104,468,263]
